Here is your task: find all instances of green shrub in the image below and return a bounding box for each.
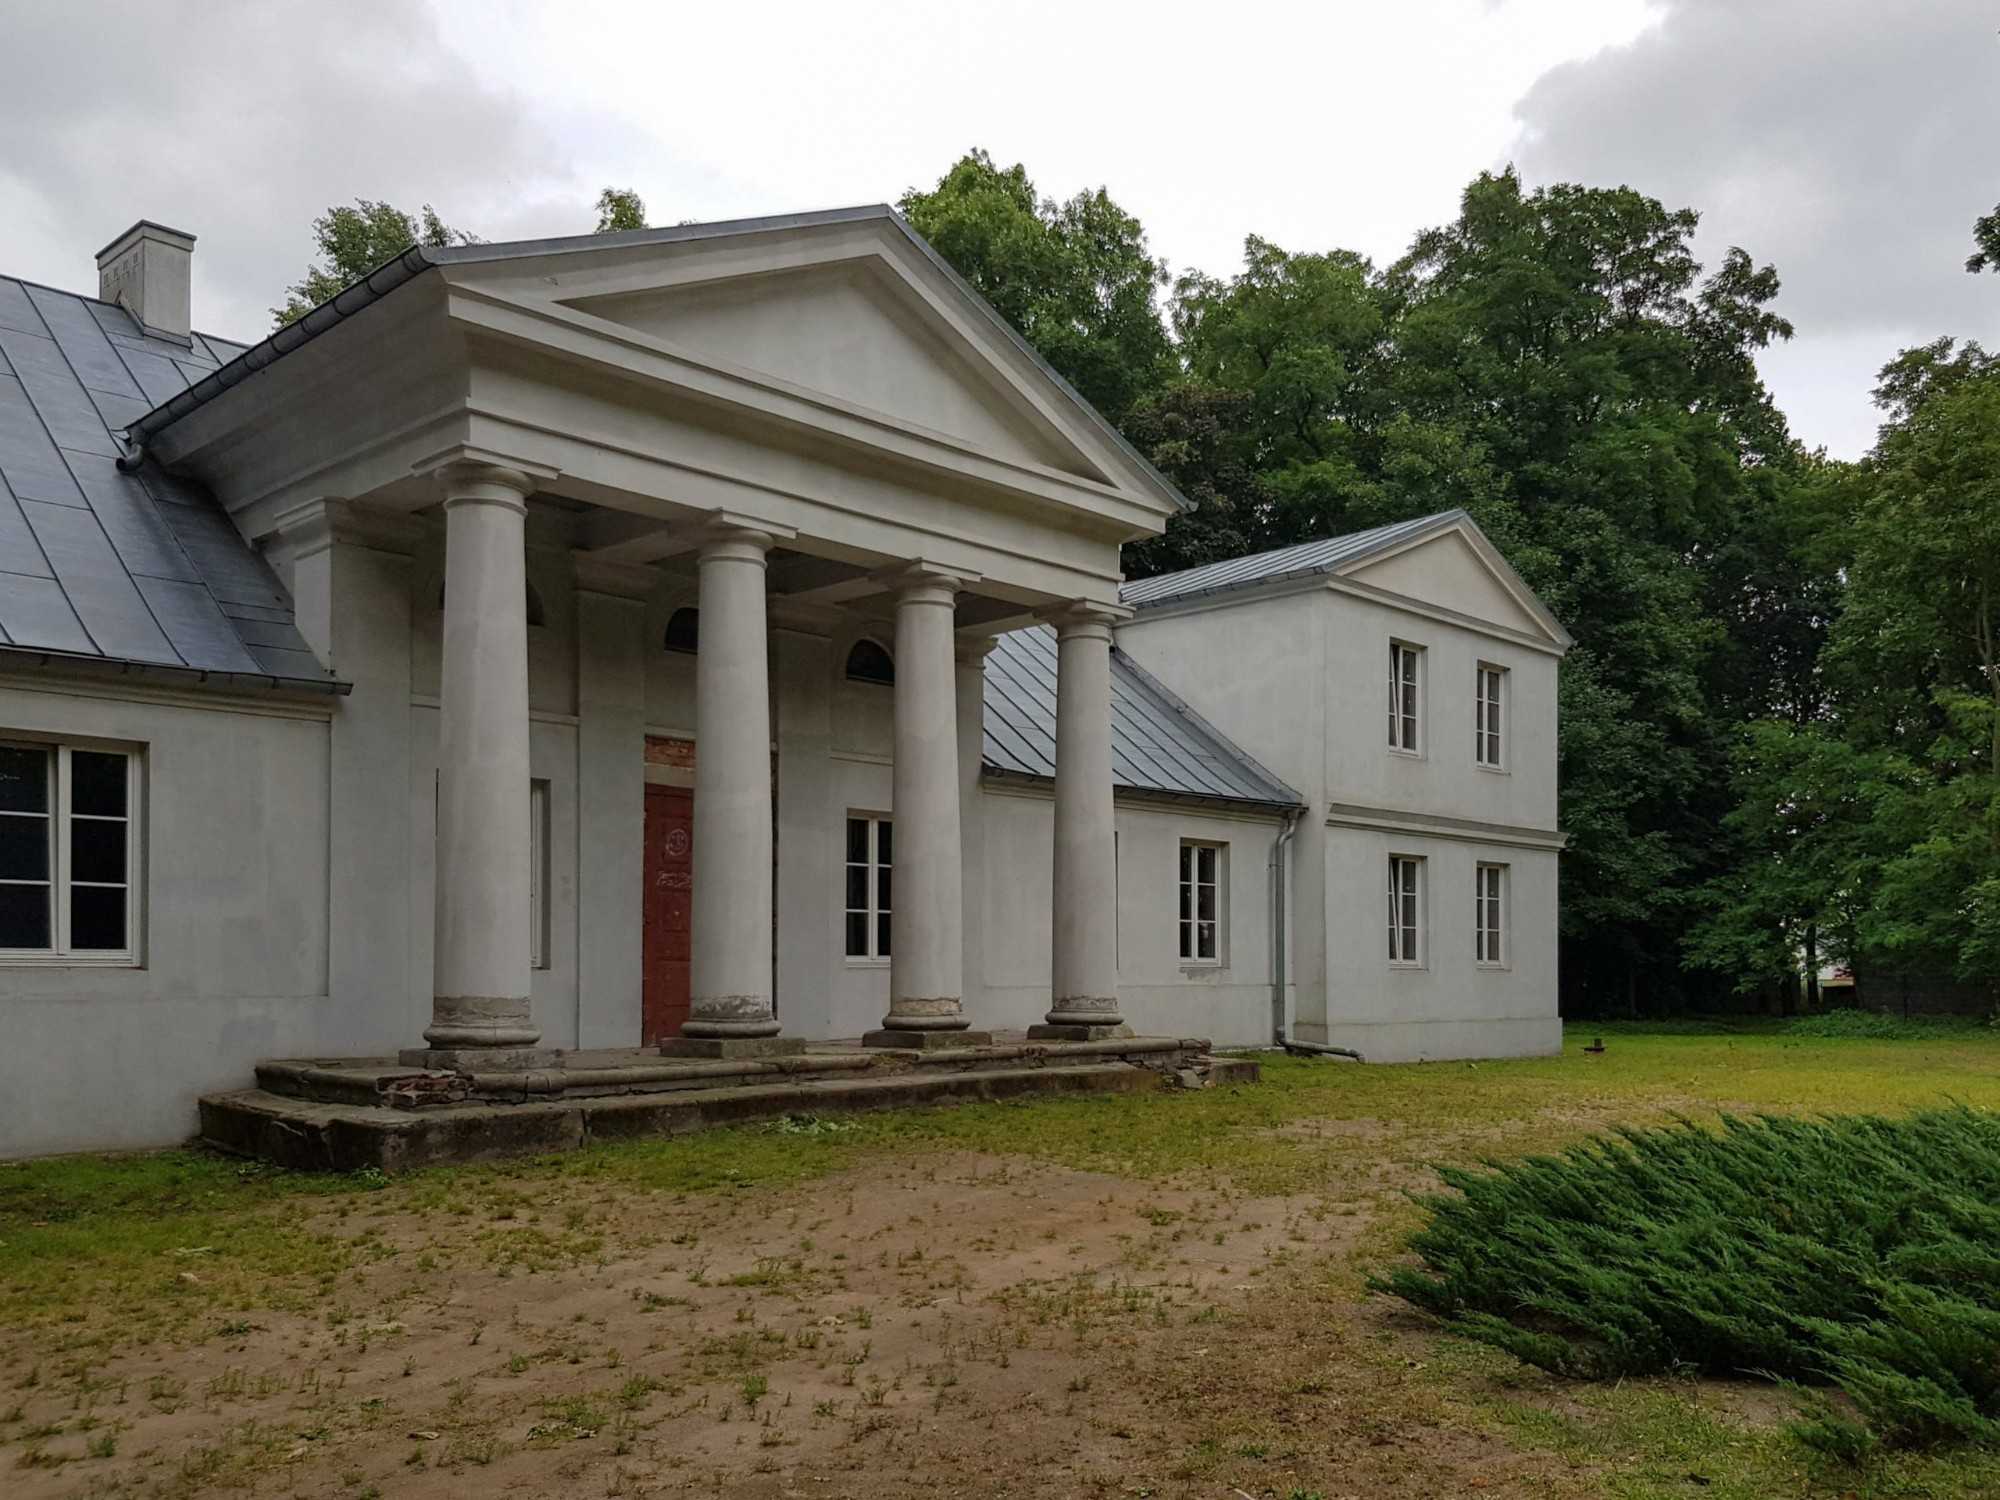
[1374,1108,2000,1450]
[1782,1010,1988,1040]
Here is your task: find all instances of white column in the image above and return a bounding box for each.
[870,571,974,1043]
[672,524,788,1051]
[414,463,544,1065]
[955,636,995,1026]
[1036,603,1126,1035]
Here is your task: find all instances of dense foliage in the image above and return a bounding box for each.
[1376,1109,2000,1451]
[903,151,2000,1015]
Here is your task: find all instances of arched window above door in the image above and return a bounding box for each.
[844,638,894,686]
[663,607,699,653]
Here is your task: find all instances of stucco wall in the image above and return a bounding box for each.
[980,784,1284,1046]
[1322,825,1560,1061]
[0,684,332,1155]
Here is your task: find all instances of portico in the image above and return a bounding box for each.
[139,207,1187,1070]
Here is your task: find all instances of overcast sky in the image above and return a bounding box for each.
[3,0,1994,457]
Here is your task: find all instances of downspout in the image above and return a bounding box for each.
[1270,805,1362,1062]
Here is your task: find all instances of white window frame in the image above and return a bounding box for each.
[0,739,141,967]
[528,778,551,971]
[1388,854,1424,967]
[1389,641,1424,755]
[844,813,892,964]
[1475,862,1507,967]
[1475,663,1507,770]
[1178,840,1226,967]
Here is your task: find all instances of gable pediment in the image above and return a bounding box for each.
[1345,526,1568,647]
[555,256,1106,483]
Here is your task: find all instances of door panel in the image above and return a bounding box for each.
[642,785,693,1045]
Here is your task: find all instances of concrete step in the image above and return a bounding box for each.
[200,1059,1194,1173]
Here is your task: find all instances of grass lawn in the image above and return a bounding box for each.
[6,1020,2000,1497]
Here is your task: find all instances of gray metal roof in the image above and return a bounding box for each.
[0,273,331,687]
[982,625,1300,809]
[128,206,1192,518]
[1120,511,1463,609]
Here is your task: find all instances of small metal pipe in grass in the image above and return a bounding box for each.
[1268,807,1363,1063]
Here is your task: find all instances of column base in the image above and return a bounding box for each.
[863,1029,995,1051]
[398,1046,563,1073]
[659,1036,806,1060]
[1027,1023,1135,1043]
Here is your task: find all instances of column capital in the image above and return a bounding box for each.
[697,508,798,555]
[878,559,980,603]
[1045,598,1132,640]
[412,444,557,503]
[953,632,1001,666]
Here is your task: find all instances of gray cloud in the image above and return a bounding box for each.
[1509,0,2000,455]
[0,0,635,339]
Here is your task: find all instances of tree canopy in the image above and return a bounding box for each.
[276,187,652,327]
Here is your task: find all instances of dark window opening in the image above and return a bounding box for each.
[845,638,894,686]
[664,607,700,654]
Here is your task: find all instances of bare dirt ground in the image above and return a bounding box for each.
[2,1142,1613,1500]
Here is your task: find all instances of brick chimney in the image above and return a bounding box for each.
[95,220,195,344]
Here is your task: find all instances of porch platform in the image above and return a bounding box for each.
[197,1033,1257,1172]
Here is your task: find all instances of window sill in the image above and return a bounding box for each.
[1179,962,1227,974]
[0,955,142,968]
[1388,961,1427,972]
[844,957,890,970]
[1475,961,1511,972]
[1387,747,1423,760]
[1475,763,1510,775]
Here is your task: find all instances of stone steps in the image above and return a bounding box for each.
[201,1047,1261,1172]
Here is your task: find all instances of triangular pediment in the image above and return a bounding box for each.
[558,258,1103,481]
[1345,525,1569,647]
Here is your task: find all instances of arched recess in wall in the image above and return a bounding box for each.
[663,607,699,653]
[844,637,895,686]
[435,579,547,627]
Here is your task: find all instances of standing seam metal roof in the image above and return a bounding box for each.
[1119,511,1464,608]
[0,272,330,685]
[982,625,1300,809]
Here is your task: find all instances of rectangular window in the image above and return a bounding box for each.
[0,742,137,962]
[844,815,891,960]
[1476,863,1506,965]
[528,779,550,970]
[1178,841,1224,964]
[1389,642,1422,753]
[1388,854,1423,965]
[1476,664,1506,768]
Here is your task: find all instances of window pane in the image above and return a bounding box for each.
[1198,846,1216,884]
[845,911,867,956]
[1179,921,1191,960]
[1196,882,1216,922]
[0,882,51,949]
[846,818,868,864]
[845,864,868,911]
[876,913,891,957]
[1178,882,1190,920]
[876,866,892,914]
[876,821,891,866]
[71,884,126,951]
[0,816,49,881]
[71,752,128,817]
[1197,922,1215,959]
[1179,844,1191,882]
[71,818,127,884]
[0,747,48,814]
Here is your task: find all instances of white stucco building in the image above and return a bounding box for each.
[0,210,1570,1157]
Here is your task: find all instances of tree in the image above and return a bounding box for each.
[899,150,1174,424]
[274,200,472,326]
[1968,199,2000,273]
[595,187,647,233]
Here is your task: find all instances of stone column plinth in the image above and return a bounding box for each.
[1031,603,1129,1040]
[402,463,550,1071]
[664,524,800,1059]
[866,571,986,1050]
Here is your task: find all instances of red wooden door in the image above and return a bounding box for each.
[643,785,694,1045]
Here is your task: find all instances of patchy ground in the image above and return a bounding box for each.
[9,1024,2000,1498]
